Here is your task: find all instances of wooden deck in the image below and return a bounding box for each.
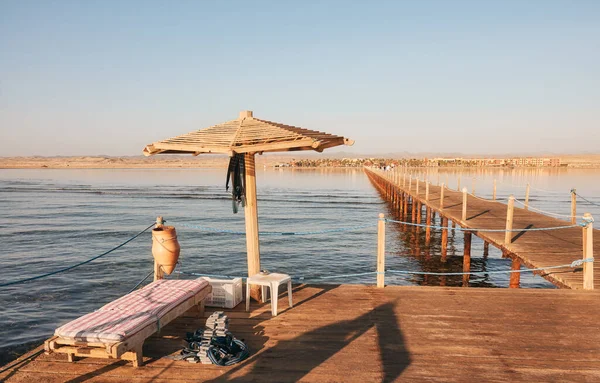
[2,284,600,382]
[365,168,598,290]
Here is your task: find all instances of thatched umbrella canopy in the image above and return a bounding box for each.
[143,111,354,300]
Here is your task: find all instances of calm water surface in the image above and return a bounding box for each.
[1,167,599,362]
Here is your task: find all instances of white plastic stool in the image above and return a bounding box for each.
[245,273,292,316]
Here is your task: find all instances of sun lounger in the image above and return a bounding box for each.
[44,278,212,367]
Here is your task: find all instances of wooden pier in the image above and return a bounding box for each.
[2,168,599,382]
[365,167,597,290]
[3,284,600,382]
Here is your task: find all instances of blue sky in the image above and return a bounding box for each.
[1,0,599,156]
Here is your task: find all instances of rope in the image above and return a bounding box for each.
[512,198,576,218]
[175,257,593,284]
[574,191,600,207]
[173,222,375,236]
[469,193,496,202]
[387,258,593,276]
[383,218,578,232]
[0,223,155,288]
[581,215,594,226]
[380,174,578,220]
[127,269,155,294]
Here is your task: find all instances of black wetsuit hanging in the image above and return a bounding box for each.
[225,154,246,213]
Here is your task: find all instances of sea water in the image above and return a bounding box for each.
[0,167,599,363]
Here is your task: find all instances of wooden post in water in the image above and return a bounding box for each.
[441,217,448,261]
[571,189,577,224]
[425,207,431,244]
[417,201,422,224]
[509,258,521,288]
[505,195,515,245]
[396,185,402,212]
[524,183,530,210]
[386,177,390,199]
[462,187,468,222]
[440,183,445,209]
[463,231,472,287]
[244,153,262,301]
[583,213,594,290]
[377,213,385,288]
[483,241,489,257]
[403,193,408,219]
[411,196,416,222]
[398,189,404,215]
[493,179,497,201]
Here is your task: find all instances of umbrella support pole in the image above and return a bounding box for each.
[244,153,262,302]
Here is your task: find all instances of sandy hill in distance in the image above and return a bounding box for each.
[1,153,600,169]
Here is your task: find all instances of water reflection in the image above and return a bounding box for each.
[376,187,526,288]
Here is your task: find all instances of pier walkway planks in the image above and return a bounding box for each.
[2,284,600,382]
[365,168,598,290]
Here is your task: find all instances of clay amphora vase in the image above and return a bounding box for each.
[151,226,180,274]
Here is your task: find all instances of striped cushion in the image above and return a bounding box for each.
[102,279,209,317]
[55,279,210,343]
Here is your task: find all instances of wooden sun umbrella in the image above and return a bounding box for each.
[143,110,354,300]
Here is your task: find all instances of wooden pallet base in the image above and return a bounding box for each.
[44,289,209,367]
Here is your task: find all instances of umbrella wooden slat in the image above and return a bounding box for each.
[143,113,350,156]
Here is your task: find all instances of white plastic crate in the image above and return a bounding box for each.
[199,277,243,309]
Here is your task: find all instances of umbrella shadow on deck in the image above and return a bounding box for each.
[210,299,410,383]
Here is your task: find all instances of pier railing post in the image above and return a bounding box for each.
[409,177,412,192]
[571,189,577,224]
[462,187,468,222]
[416,179,419,196]
[426,182,430,201]
[377,213,385,288]
[505,195,515,245]
[525,183,530,210]
[493,179,497,201]
[440,183,445,209]
[583,213,594,290]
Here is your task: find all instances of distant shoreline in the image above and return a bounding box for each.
[1,155,600,169]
